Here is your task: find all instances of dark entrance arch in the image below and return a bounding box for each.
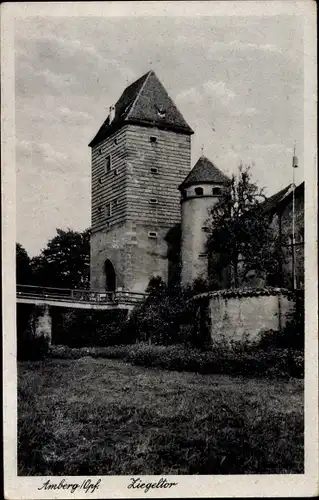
[104,259,116,292]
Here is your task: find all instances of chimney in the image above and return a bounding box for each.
[109,105,116,124]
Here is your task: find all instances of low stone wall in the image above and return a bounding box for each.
[194,287,295,344]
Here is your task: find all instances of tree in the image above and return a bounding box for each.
[206,164,281,288]
[31,228,90,289]
[16,243,33,284]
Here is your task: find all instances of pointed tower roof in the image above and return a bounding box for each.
[89,70,194,147]
[179,155,230,189]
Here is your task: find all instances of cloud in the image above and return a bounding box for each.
[41,69,77,89]
[203,80,236,102]
[177,80,236,107]
[17,140,69,166]
[58,107,91,122]
[176,87,203,104]
[251,143,292,153]
[210,40,281,54]
[244,107,258,115]
[232,106,259,117]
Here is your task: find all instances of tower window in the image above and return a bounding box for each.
[114,168,119,176]
[114,137,118,145]
[113,199,118,207]
[149,198,158,204]
[98,177,103,184]
[195,187,204,196]
[181,189,187,200]
[105,203,111,218]
[148,231,158,239]
[212,187,222,196]
[150,167,158,174]
[150,136,157,143]
[98,148,103,155]
[98,206,102,215]
[104,155,111,174]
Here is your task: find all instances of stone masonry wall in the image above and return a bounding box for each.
[90,222,169,292]
[195,289,295,344]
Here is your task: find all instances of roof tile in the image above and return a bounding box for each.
[179,155,230,188]
[89,70,193,147]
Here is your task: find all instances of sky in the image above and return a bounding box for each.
[15,12,305,256]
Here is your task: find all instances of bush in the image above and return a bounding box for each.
[52,309,133,347]
[126,277,210,348]
[48,342,303,378]
[258,290,304,350]
[18,334,50,361]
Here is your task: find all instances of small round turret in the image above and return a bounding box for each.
[179,155,229,286]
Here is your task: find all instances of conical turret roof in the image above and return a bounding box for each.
[179,155,230,189]
[89,70,194,147]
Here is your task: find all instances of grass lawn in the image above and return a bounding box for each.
[18,358,303,475]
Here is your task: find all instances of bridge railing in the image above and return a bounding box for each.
[16,284,146,305]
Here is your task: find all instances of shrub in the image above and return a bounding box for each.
[258,290,304,350]
[52,309,132,347]
[18,334,50,361]
[48,342,303,378]
[126,277,210,348]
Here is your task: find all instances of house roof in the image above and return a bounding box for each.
[262,181,304,214]
[179,155,230,189]
[89,70,194,147]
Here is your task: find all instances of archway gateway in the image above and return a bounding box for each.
[104,259,116,292]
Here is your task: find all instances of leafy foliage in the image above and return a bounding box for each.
[206,164,282,287]
[258,290,304,350]
[31,228,90,289]
[51,308,131,347]
[126,276,211,348]
[48,342,304,379]
[16,243,33,284]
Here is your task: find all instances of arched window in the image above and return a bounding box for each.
[212,187,222,196]
[194,187,204,196]
[104,259,116,292]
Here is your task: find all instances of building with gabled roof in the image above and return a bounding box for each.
[89,70,194,293]
[89,69,304,293]
[265,182,304,289]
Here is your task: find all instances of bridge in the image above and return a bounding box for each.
[17,285,147,344]
[17,284,146,310]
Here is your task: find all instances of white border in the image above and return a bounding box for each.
[2,2,318,498]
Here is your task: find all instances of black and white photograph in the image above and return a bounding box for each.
[2,1,318,498]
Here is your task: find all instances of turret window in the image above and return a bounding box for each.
[149,198,158,204]
[195,187,204,196]
[150,167,158,174]
[150,136,157,143]
[212,187,222,196]
[148,231,158,239]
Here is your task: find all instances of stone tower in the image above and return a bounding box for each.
[89,70,194,293]
[179,155,229,286]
